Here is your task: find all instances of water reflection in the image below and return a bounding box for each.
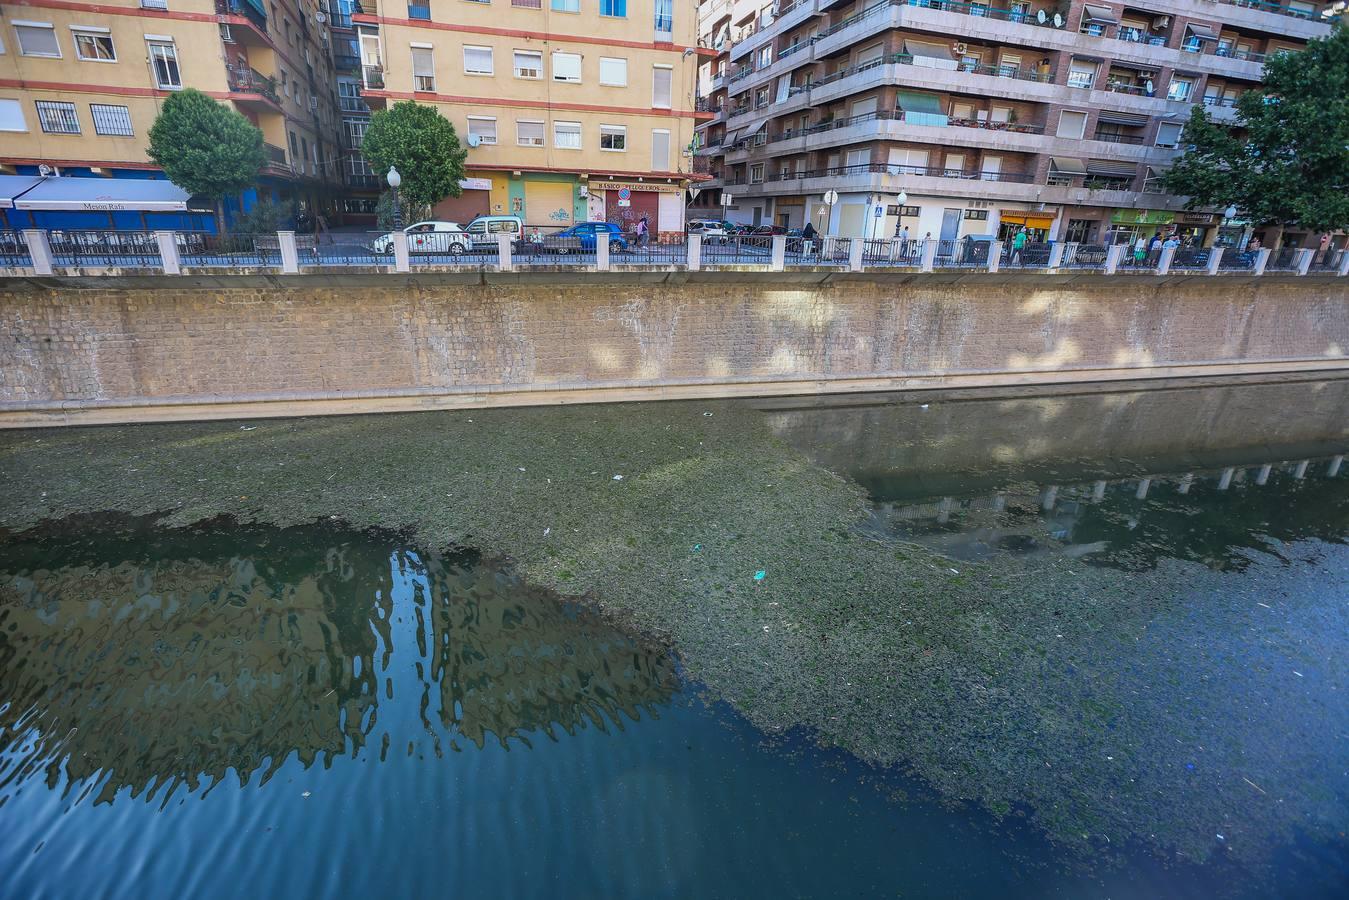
[0,520,675,806]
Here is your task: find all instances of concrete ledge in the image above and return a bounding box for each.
[6,358,1347,429]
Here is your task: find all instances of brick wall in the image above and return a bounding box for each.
[1,275,1346,422]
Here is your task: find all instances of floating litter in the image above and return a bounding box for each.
[612,475,624,481]
[692,544,702,552]
[754,570,766,582]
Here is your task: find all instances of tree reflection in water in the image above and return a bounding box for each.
[0,519,675,806]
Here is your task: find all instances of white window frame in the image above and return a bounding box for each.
[599,123,626,152]
[1154,122,1183,149]
[71,26,116,63]
[411,44,436,91]
[1167,77,1194,102]
[553,119,582,149]
[90,102,134,136]
[13,21,61,58]
[552,51,581,83]
[513,49,542,80]
[0,98,28,132]
[467,115,497,145]
[599,56,627,87]
[463,45,493,76]
[35,99,80,134]
[1056,109,1087,140]
[146,38,182,89]
[516,118,545,147]
[652,127,670,171]
[749,162,764,184]
[652,63,673,109]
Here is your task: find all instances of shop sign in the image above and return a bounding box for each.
[589,180,683,194]
[1178,212,1217,225]
[459,177,492,191]
[1110,208,1175,226]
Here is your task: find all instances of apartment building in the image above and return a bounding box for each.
[0,0,342,225]
[353,0,713,236]
[693,0,1335,247]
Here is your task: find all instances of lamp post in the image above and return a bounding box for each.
[1222,203,1238,248]
[386,166,403,231]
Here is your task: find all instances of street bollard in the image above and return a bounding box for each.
[770,234,786,271]
[277,231,299,273]
[392,230,410,272]
[1205,247,1224,275]
[497,233,513,272]
[23,229,54,275]
[154,231,181,275]
[1252,247,1271,275]
[1156,245,1175,275]
[687,233,702,271]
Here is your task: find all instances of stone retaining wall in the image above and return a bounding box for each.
[2,272,1346,426]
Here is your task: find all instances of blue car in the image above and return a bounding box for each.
[542,222,629,254]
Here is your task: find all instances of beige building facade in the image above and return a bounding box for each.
[354,0,713,237]
[693,0,1337,249]
[0,0,342,224]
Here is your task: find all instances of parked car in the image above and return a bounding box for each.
[746,224,787,235]
[463,215,525,247]
[541,222,629,254]
[687,220,731,243]
[370,221,472,255]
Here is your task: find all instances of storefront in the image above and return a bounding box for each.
[774,196,806,230]
[1107,208,1175,244]
[997,210,1056,242]
[1173,211,1219,247]
[431,176,493,223]
[591,180,685,240]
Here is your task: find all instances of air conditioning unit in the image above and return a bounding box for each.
[1152,15,1171,28]
[953,42,968,55]
[220,24,235,43]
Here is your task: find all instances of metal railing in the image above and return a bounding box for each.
[48,231,163,267]
[1169,248,1211,270]
[612,238,688,267]
[1218,248,1259,270]
[701,235,774,266]
[1266,247,1301,271]
[0,231,32,267]
[1002,241,1052,267]
[1061,243,1110,268]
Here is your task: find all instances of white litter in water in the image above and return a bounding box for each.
[612,475,624,481]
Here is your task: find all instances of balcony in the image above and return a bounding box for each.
[334,53,361,71]
[363,65,384,89]
[340,95,370,114]
[216,0,268,32]
[262,142,292,175]
[227,66,282,106]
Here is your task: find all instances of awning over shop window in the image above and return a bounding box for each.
[13,176,191,211]
[0,175,43,209]
[895,91,943,115]
[1051,157,1088,175]
[1000,211,1056,230]
[1185,23,1219,41]
[1096,110,1150,126]
[1086,160,1137,177]
[1083,4,1119,24]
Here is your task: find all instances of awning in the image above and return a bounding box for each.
[13,177,191,211]
[0,175,43,209]
[1083,4,1118,24]
[723,127,743,146]
[895,91,943,115]
[1050,157,1088,175]
[904,41,952,61]
[1000,212,1056,230]
[1086,160,1138,177]
[1097,110,1150,126]
[1185,23,1219,41]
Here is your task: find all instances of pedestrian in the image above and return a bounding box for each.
[635,216,650,249]
[1318,232,1332,264]
[1011,227,1028,264]
[1133,233,1148,265]
[1162,234,1180,250]
[1248,236,1261,251]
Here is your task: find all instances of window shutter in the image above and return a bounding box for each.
[652,67,672,108]
[651,130,670,170]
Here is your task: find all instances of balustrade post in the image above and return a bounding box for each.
[770,235,786,271]
[919,239,936,272]
[987,240,1003,273]
[22,229,53,275]
[596,234,610,271]
[1156,245,1175,275]
[1103,243,1125,274]
[1252,247,1271,275]
[1046,241,1065,270]
[277,230,299,273]
[848,237,864,272]
[687,233,702,271]
[154,231,181,275]
[1205,247,1223,275]
[1338,249,1349,277]
[1294,248,1313,276]
[392,230,410,272]
[497,233,513,272]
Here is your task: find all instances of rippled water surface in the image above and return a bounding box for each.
[1,379,1347,898]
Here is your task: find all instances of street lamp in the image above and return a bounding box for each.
[386,166,403,230]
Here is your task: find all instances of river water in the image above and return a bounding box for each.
[1,378,1346,899]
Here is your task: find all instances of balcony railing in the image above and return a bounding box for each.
[1092,132,1146,144]
[340,96,370,113]
[1219,0,1323,20]
[760,161,1034,184]
[262,143,291,172]
[215,0,267,30]
[227,66,281,103]
[334,53,361,70]
[363,65,384,89]
[723,109,1046,153]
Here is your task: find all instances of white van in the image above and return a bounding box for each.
[463,215,524,247]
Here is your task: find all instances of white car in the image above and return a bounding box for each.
[371,221,473,255]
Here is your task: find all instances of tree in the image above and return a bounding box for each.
[359,101,467,208]
[147,89,266,234]
[1162,24,1349,232]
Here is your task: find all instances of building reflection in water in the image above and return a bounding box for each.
[0,522,675,806]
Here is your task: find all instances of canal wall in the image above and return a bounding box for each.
[1,272,1347,426]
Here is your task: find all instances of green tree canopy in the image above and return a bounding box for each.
[146,89,266,232]
[359,101,467,207]
[1162,24,1349,232]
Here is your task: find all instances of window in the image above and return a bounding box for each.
[517,119,544,146]
[463,45,493,76]
[551,0,579,10]
[654,0,673,37]
[0,99,27,132]
[73,28,116,62]
[408,1,431,19]
[148,40,181,88]
[345,117,368,147]
[36,100,80,133]
[652,65,672,109]
[14,22,61,58]
[514,50,542,79]
[600,124,626,151]
[1056,110,1087,140]
[990,106,1011,124]
[600,0,626,17]
[1067,59,1096,89]
[90,103,133,135]
[412,46,436,90]
[554,120,581,149]
[552,51,581,83]
[599,56,627,86]
[652,128,670,170]
[1167,77,1194,102]
[757,46,771,68]
[467,116,497,145]
[749,162,764,184]
[1155,122,1183,148]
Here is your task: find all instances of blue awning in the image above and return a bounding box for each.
[0,175,43,209]
[244,0,268,18]
[13,177,191,211]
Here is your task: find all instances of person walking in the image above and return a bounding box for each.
[1011,227,1028,264]
[1133,233,1148,266]
[635,216,650,249]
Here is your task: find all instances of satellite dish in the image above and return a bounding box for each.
[466,133,482,147]
[1053,12,1064,27]
[1036,9,1046,23]
[315,11,326,23]
[1145,79,1155,94]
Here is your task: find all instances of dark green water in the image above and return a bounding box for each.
[1,380,1346,898]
